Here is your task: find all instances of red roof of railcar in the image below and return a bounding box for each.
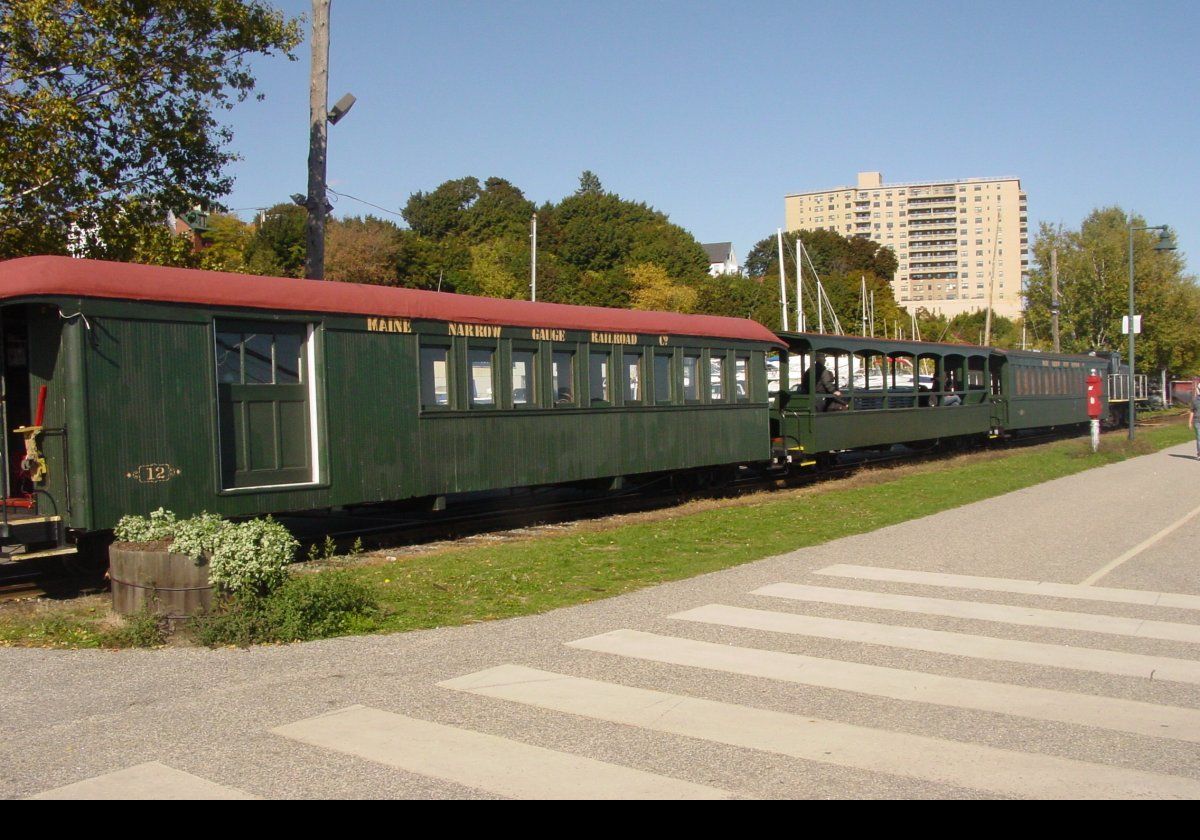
[0,256,784,346]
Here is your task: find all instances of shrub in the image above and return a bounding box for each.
[113,507,177,543]
[190,571,378,646]
[99,609,168,648]
[265,572,378,641]
[169,511,227,558]
[207,517,298,597]
[112,510,299,598]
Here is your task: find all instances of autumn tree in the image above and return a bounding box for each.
[0,0,302,259]
[325,216,403,285]
[199,213,254,273]
[467,238,529,299]
[628,263,697,313]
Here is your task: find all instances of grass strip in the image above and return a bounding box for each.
[1,422,1192,647]
[352,422,1193,633]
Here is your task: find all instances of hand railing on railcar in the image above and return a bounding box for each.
[1107,373,1148,403]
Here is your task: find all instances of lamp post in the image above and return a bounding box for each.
[1126,220,1175,440]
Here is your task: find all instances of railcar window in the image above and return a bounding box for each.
[624,351,643,403]
[216,330,304,386]
[512,350,536,406]
[243,333,273,384]
[275,333,303,384]
[469,348,495,407]
[553,350,575,405]
[216,332,242,383]
[682,354,701,401]
[710,355,725,401]
[654,352,673,404]
[589,351,610,404]
[420,345,451,408]
[735,356,750,402]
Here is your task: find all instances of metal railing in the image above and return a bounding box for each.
[1108,373,1148,403]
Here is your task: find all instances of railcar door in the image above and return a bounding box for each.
[1,309,32,503]
[215,322,314,489]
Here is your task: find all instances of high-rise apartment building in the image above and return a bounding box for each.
[784,172,1028,320]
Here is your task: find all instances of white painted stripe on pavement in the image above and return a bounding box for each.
[672,603,1200,685]
[271,705,731,800]
[566,629,1200,744]
[441,664,1200,800]
[754,582,1200,645]
[29,761,257,800]
[815,564,1200,611]
[1081,502,1200,586]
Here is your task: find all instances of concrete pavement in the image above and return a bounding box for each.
[3,441,1199,798]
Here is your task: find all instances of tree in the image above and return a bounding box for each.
[199,212,254,273]
[466,177,535,241]
[0,0,302,259]
[394,173,710,308]
[394,230,472,291]
[745,229,896,281]
[468,238,528,299]
[401,176,480,240]
[243,203,306,277]
[744,229,903,334]
[325,216,403,285]
[575,170,604,196]
[1025,207,1200,374]
[628,263,697,313]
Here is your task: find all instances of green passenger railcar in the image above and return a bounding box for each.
[771,333,1104,463]
[0,256,782,560]
[995,349,1105,431]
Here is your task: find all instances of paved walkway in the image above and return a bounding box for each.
[4,441,1200,799]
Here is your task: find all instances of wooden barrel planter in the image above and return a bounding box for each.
[109,546,213,622]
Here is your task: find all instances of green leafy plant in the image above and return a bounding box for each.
[100,609,168,648]
[113,509,298,597]
[191,571,378,646]
[113,507,178,543]
[207,517,299,597]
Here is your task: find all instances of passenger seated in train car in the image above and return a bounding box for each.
[937,374,962,407]
[799,353,848,412]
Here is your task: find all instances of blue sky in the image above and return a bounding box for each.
[222,0,1199,273]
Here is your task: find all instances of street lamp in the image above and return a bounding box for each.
[1126,220,1176,440]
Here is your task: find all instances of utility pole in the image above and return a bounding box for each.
[304,0,331,280]
[530,213,537,301]
[1051,247,1060,353]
